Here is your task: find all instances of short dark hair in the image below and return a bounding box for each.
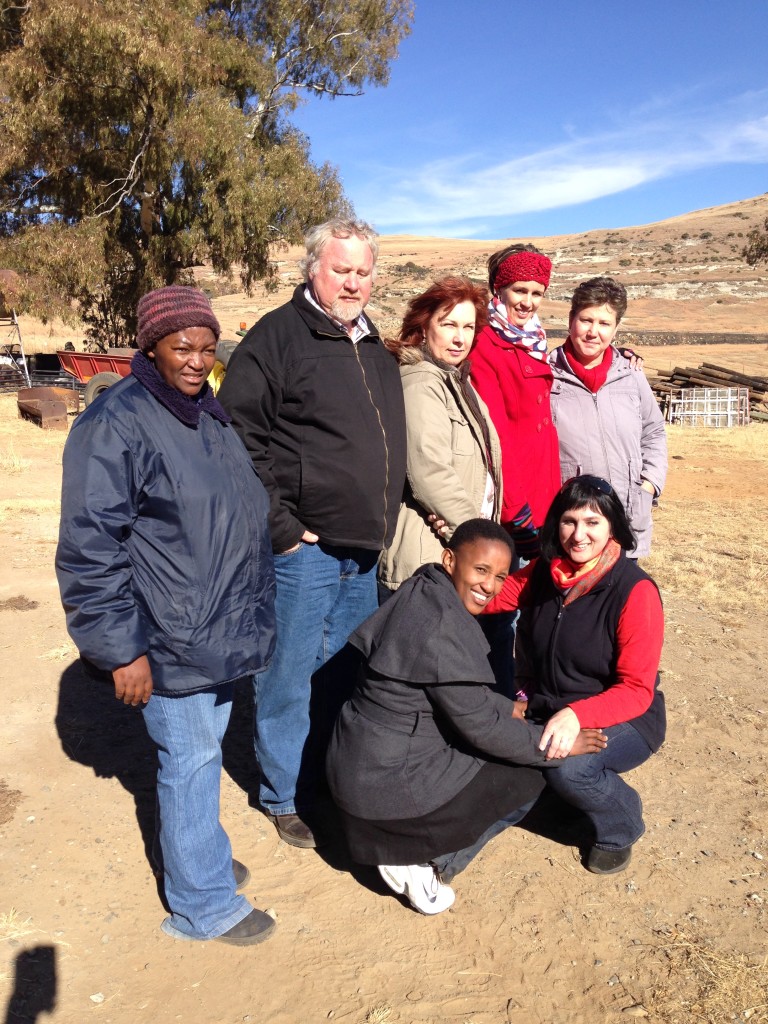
[539,476,636,560]
[569,277,628,324]
[487,243,543,293]
[448,518,514,557]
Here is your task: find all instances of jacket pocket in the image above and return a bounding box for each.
[449,421,475,458]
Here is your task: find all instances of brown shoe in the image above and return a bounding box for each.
[214,908,275,946]
[268,812,316,849]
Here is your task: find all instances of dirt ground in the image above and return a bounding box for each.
[1,337,768,1023]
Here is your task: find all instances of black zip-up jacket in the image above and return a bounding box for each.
[219,286,407,554]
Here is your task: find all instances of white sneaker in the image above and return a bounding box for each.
[378,863,455,915]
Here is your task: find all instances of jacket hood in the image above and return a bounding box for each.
[349,563,496,685]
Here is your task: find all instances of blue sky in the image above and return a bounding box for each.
[292,0,768,239]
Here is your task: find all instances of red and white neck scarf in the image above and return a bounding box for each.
[487,296,548,361]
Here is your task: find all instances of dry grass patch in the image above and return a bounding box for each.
[646,497,768,624]
[646,929,768,1023]
[646,424,768,624]
[0,910,34,943]
[0,781,22,827]
[39,641,78,662]
[359,1007,392,1024]
[0,445,30,474]
[0,395,70,452]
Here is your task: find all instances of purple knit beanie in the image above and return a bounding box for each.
[135,286,221,352]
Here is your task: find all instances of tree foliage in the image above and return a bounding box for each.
[0,0,413,344]
[742,216,768,268]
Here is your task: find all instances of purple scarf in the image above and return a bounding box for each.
[130,351,231,428]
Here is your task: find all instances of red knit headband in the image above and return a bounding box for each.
[493,252,552,291]
[136,286,221,352]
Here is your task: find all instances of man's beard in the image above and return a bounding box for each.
[330,297,364,323]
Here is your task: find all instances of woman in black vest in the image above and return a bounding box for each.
[487,475,665,875]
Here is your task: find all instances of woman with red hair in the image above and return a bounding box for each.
[378,276,503,596]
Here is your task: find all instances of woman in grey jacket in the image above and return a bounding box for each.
[379,277,503,593]
[549,278,667,558]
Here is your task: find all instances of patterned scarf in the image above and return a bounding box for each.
[487,295,548,361]
[549,538,621,605]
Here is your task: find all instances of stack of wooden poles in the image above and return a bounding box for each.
[647,362,768,423]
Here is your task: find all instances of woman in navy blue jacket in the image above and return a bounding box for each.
[56,287,277,947]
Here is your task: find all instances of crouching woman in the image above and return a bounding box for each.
[326,519,606,915]
[490,474,666,874]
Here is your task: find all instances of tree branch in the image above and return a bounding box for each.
[90,114,154,219]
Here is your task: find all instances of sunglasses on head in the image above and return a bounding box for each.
[560,474,614,496]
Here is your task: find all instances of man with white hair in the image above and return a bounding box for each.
[220,218,406,848]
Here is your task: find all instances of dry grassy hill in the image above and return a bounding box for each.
[9,192,768,353]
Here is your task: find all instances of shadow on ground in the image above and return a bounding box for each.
[54,660,158,865]
[3,944,56,1024]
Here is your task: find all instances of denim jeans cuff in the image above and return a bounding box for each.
[592,823,645,852]
[161,895,253,941]
[264,805,297,817]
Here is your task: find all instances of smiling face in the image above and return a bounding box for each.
[497,280,547,328]
[442,538,512,615]
[558,504,612,564]
[568,303,619,368]
[309,234,374,326]
[147,326,217,396]
[424,300,477,366]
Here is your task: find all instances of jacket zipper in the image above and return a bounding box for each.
[352,342,391,549]
[548,596,565,699]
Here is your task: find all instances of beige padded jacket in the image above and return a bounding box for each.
[379,354,503,590]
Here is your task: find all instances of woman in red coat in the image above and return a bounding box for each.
[469,246,560,693]
[470,245,560,559]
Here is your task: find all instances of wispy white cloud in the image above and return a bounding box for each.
[356,93,768,236]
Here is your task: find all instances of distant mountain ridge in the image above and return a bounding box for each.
[364,192,768,339]
[15,193,768,351]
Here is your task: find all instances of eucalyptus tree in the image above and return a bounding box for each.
[0,0,412,343]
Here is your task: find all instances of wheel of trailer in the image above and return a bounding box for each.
[84,371,122,406]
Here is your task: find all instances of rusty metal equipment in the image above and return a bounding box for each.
[17,386,79,430]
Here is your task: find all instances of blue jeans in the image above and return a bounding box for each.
[254,542,378,815]
[142,683,252,939]
[543,721,652,850]
[432,797,538,883]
